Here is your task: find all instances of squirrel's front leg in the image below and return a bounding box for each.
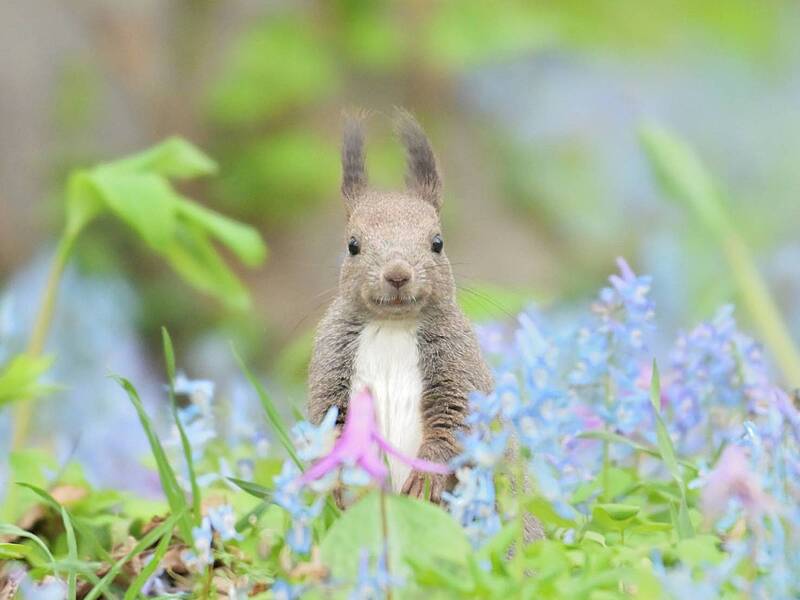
[401,390,465,503]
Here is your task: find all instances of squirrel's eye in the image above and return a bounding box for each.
[347,236,360,256]
[431,234,444,254]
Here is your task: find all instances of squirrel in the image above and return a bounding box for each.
[307,110,492,503]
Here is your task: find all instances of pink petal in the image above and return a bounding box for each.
[358,449,389,484]
[374,432,450,475]
[297,452,342,485]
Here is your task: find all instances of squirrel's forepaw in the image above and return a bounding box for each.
[401,471,445,504]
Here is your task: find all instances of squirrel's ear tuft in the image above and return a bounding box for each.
[395,109,442,211]
[341,111,368,213]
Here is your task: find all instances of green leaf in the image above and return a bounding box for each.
[100,136,217,178]
[115,376,193,543]
[649,362,694,539]
[640,123,800,385]
[63,138,265,310]
[123,519,175,600]
[61,505,78,600]
[163,328,200,525]
[578,430,698,473]
[91,172,177,250]
[162,222,251,310]
[228,477,272,500]
[85,510,183,600]
[0,524,55,563]
[174,198,267,266]
[320,492,470,586]
[0,542,32,560]
[594,503,640,522]
[0,354,55,407]
[639,123,731,237]
[234,347,302,469]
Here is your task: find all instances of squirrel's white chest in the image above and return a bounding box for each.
[351,320,423,491]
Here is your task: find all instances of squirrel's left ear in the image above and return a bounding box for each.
[341,111,368,216]
[395,109,442,211]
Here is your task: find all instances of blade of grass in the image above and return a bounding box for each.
[114,376,193,543]
[61,505,78,600]
[577,431,699,472]
[227,477,272,500]
[233,346,340,519]
[234,499,271,533]
[640,124,800,386]
[233,346,301,468]
[123,519,175,600]
[85,509,183,600]
[0,524,55,563]
[650,361,694,539]
[15,483,111,563]
[162,327,201,525]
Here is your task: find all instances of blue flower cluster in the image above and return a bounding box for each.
[272,461,324,555]
[181,503,243,571]
[667,305,772,454]
[447,259,658,540]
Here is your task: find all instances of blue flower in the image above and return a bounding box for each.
[292,406,338,462]
[273,460,324,555]
[208,504,243,542]
[182,517,214,571]
[444,466,501,548]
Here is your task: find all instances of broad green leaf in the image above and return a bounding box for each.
[174,198,267,266]
[115,376,193,543]
[65,171,105,238]
[91,172,177,250]
[0,354,55,406]
[320,492,470,589]
[594,503,640,522]
[163,328,200,525]
[100,136,217,179]
[162,222,251,310]
[63,138,265,310]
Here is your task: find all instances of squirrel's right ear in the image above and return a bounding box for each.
[341,112,367,214]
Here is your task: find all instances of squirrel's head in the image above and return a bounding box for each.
[336,110,454,320]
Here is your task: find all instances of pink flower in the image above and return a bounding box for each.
[298,388,449,488]
[701,445,773,521]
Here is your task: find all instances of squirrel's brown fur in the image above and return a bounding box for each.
[308,110,492,502]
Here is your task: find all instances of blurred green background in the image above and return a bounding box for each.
[2,0,800,411]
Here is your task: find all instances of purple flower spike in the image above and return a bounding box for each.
[298,388,449,488]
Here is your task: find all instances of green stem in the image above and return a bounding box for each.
[379,488,392,600]
[723,235,800,386]
[12,233,77,449]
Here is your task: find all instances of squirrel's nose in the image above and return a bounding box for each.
[383,262,412,289]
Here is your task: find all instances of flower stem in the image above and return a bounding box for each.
[379,487,393,600]
[11,232,76,450]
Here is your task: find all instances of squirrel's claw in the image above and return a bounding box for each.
[401,471,445,504]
